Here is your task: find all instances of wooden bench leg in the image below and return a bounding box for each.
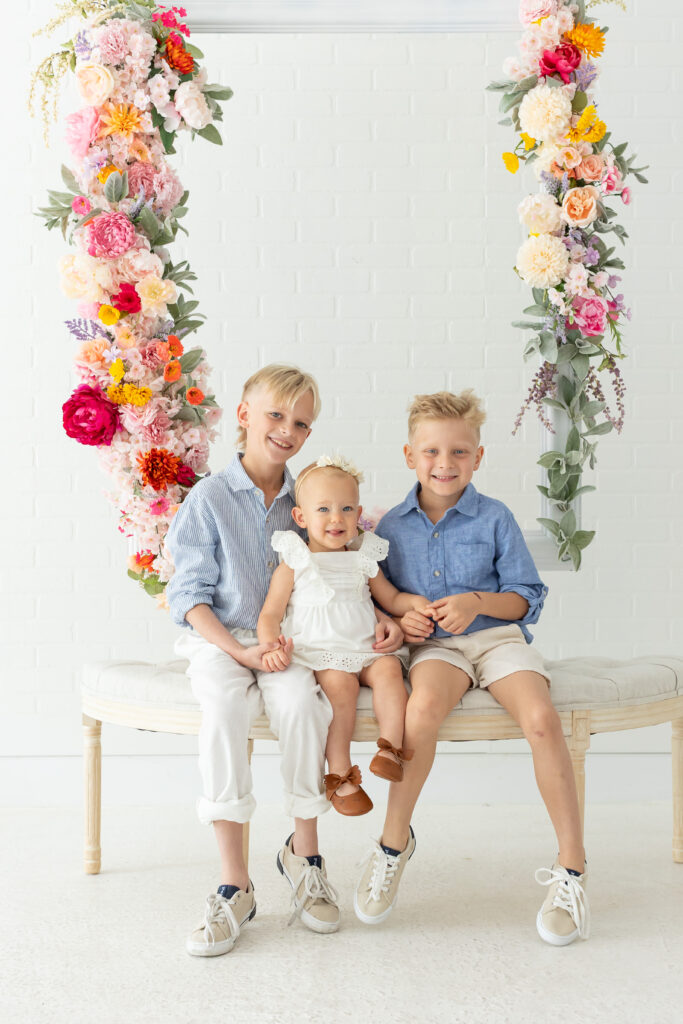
[673,719,683,864]
[83,714,102,875]
[569,710,591,840]
[242,738,254,870]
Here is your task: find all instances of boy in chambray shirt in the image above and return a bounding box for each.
[353,390,590,948]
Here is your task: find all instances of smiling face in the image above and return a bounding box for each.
[292,469,361,552]
[237,385,315,469]
[404,417,484,510]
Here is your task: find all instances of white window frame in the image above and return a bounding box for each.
[190,0,573,570]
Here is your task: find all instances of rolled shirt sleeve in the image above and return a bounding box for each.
[494,510,548,627]
[165,495,221,629]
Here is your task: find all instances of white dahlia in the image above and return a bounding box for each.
[518,193,562,234]
[519,84,572,143]
[516,233,569,289]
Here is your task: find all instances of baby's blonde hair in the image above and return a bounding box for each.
[407,389,486,440]
[236,364,321,451]
[294,457,362,507]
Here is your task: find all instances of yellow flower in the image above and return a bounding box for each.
[106,383,153,407]
[109,357,125,383]
[564,23,606,59]
[97,164,120,184]
[98,102,144,140]
[502,152,520,174]
[99,304,120,326]
[567,104,607,145]
[520,132,536,151]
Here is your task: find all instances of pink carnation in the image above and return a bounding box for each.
[121,401,173,445]
[138,341,165,369]
[63,384,121,447]
[602,165,623,194]
[572,295,608,337]
[519,0,557,26]
[127,160,157,199]
[153,164,184,214]
[97,22,130,65]
[87,212,137,259]
[65,107,100,160]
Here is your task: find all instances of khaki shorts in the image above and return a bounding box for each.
[408,624,550,690]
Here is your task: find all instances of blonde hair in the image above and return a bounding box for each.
[236,364,321,451]
[407,389,486,440]
[294,457,362,506]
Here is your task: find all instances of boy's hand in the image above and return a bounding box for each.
[424,593,480,635]
[399,605,435,643]
[372,617,404,653]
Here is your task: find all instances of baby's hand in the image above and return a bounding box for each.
[262,636,293,673]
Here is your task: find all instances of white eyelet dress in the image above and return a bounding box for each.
[271,530,409,674]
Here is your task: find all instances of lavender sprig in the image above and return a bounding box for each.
[513,361,557,435]
[65,318,102,341]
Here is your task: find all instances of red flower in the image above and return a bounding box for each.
[164,359,182,382]
[186,386,205,406]
[136,448,182,491]
[538,43,582,84]
[111,281,142,314]
[176,463,196,487]
[62,384,121,447]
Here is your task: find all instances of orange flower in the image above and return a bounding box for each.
[98,102,144,140]
[164,359,182,382]
[563,23,605,59]
[167,334,184,357]
[128,551,156,573]
[97,163,121,184]
[156,341,171,362]
[136,448,182,492]
[164,37,194,75]
[186,387,205,406]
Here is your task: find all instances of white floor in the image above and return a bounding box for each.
[3,802,683,1024]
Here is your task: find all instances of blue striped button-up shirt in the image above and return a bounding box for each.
[375,482,548,643]
[165,454,302,631]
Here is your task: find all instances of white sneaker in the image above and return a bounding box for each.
[185,884,256,957]
[277,834,340,934]
[535,862,589,945]
[354,827,416,925]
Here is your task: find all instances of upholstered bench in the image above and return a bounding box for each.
[81,655,683,874]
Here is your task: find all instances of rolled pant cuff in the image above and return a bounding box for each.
[283,791,331,820]
[197,794,256,825]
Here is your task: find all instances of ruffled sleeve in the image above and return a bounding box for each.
[356,531,389,579]
[271,530,311,570]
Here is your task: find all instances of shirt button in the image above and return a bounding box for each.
[433,531,439,538]
[267,561,274,569]
[433,569,441,577]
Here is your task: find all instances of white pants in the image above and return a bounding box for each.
[175,630,333,825]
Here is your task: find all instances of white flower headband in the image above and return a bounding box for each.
[314,453,365,484]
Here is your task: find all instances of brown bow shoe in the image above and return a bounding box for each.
[369,738,415,783]
[324,765,373,816]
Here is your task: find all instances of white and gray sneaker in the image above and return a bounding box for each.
[186,883,256,957]
[277,833,340,934]
[535,861,589,945]
[354,827,416,925]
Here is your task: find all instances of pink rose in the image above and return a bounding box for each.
[65,107,100,160]
[575,153,604,182]
[621,186,631,205]
[72,196,92,215]
[572,295,608,337]
[127,160,157,199]
[602,165,623,194]
[62,384,121,446]
[86,212,137,259]
[519,0,557,26]
[176,463,196,487]
[538,43,581,84]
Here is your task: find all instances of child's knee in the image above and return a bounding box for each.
[522,702,562,741]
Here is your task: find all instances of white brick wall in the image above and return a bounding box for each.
[3,0,681,771]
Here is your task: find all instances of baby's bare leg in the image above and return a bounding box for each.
[360,656,408,763]
[315,669,360,796]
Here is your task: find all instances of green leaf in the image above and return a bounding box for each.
[542,398,568,411]
[522,303,547,317]
[568,542,582,571]
[566,426,581,452]
[532,287,546,305]
[571,353,590,380]
[172,407,201,423]
[104,170,126,204]
[560,509,576,537]
[573,530,595,550]
[61,165,80,193]
[486,79,515,92]
[179,348,204,374]
[196,123,223,145]
[538,451,563,469]
[185,42,205,59]
[583,421,613,437]
[558,376,575,406]
[511,320,544,330]
[538,333,558,362]
[135,204,162,240]
[143,577,166,596]
[127,569,142,581]
[572,90,588,114]
[158,123,177,154]
[557,343,577,365]
[538,517,561,538]
[582,400,605,418]
[573,485,596,498]
[203,84,234,100]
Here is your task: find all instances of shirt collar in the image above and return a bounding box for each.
[398,481,479,518]
[225,453,295,500]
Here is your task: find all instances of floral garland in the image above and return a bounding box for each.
[489,0,647,568]
[31,0,233,602]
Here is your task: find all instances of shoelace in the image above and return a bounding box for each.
[201,892,240,946]
[359,840,400,903]
[287,863,340,926]
[535,866,590,939]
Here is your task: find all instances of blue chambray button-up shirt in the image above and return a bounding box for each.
[375,482,548,643]
[165,453,303,631]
